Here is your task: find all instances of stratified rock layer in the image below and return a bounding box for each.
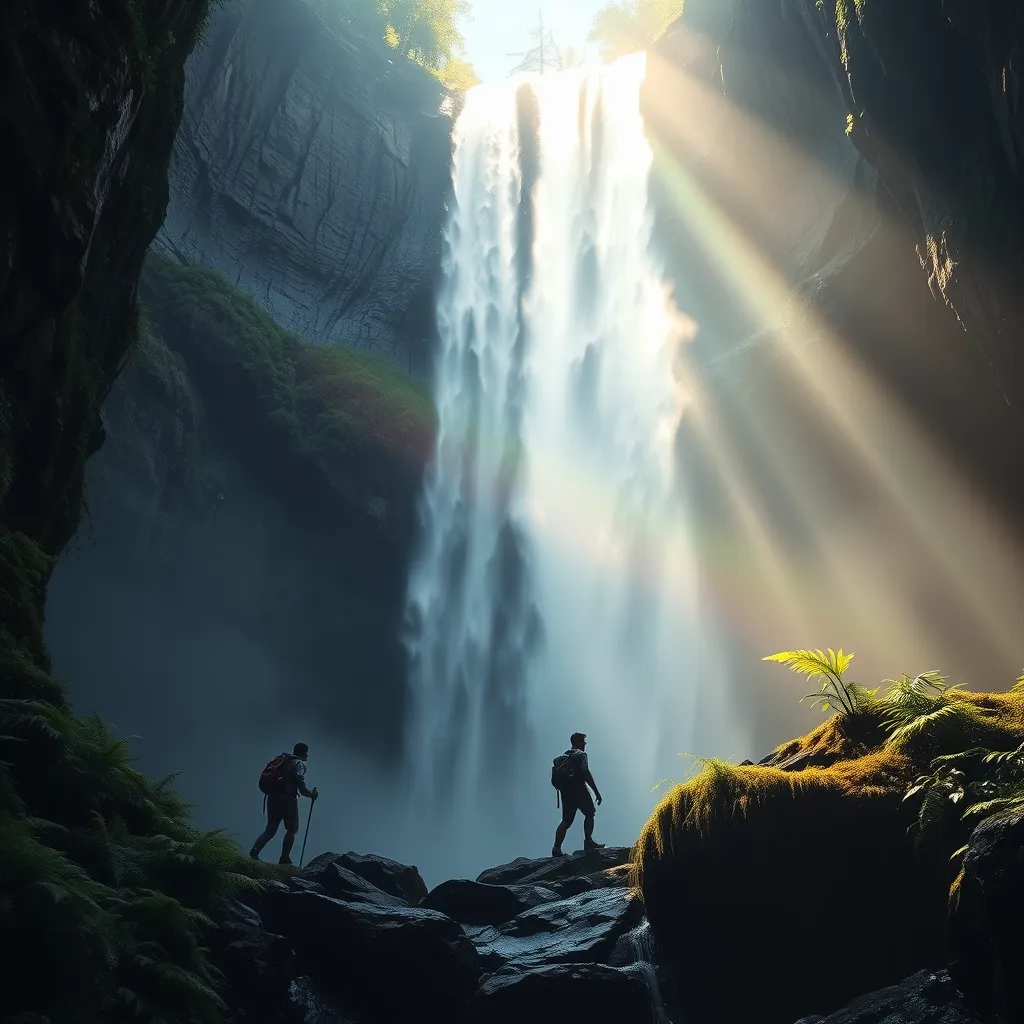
[158,0,453,373]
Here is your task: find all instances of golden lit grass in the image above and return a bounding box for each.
[631,688,1024,1024]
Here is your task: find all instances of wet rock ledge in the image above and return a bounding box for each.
[216,846,678,1024]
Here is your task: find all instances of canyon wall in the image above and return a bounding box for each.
[156,0,454,373]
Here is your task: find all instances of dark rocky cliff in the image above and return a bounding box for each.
[642,0,1024,753]
[157,0,454,373]
[647,0,1024,521]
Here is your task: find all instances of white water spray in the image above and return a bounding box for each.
[405,56,737,875]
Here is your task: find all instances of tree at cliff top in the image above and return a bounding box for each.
[588,0,683,61]
[327,0,479,87]
[437,55,480,90]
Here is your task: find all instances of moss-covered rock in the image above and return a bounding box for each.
[0,3,289,1022]
[633,689,1024,1024]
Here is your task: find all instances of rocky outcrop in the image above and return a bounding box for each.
[949,811,1024,1023]
[793,970,978,1024]
[219,848,674,1024]
[157,0,453,374]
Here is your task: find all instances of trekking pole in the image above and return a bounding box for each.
[299,796,316,869]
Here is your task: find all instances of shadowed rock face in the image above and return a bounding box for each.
[157,0,453,374]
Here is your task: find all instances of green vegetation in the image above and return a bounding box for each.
[327,0,478,88]
[0,520,281,1023]
[762,647,879,716]
[140,252,437,474]
[0,3,298,1022]
[903,675,1024,860]
[633,653,1024,1024]
[588,0,684,63]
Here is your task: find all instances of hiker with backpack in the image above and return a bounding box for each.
[250,742,318,866]
[550,732,605,858]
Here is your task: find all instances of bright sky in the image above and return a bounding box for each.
[461,0,610,82]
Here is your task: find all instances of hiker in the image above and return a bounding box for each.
[551,732,605,858]
[250,742,318,866]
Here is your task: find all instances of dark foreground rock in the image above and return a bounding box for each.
[263,889,480,1017]
[304,851,428,904]
[472,888,644,973]
[467,963,656,1024]
[793,970,978,1024]
[949,812,1024,1023]
[422,878,560,925]
[211,849,672,1024]
[477,846,633,886]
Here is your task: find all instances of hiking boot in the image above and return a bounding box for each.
[551,846,565,858]
[583,839,605,851]
[249,849,260,860]
[279,857,293,866]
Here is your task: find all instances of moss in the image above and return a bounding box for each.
[0,2,283,1022]
[633,688,1024,1024]
[140,251,438,478]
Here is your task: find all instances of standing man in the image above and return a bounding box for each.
[551,732,605,857]
[250,742,318,866]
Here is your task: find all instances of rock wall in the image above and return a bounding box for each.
[157,0,454,374]
[641,0,1024,753]
[647,0,1024,521]
[46,257,427,826]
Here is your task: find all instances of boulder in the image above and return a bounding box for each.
[211,899,295,1019]
[471,888,644,973]
[476,856,549,886]
[544,864,632,899]
[477,847,633,887]
[305,852,428,904]
[421,879,560,925]
[792,970,975,1024]
[467,963,655,1024]
[949,811,1024,1022]
[302,860,408,909]
[280,976,362,1024]
[263,890,480,1018]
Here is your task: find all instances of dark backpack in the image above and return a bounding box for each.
[551,749,582,792]
[259,753,296,795]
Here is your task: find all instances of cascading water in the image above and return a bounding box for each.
[404,55,738,877]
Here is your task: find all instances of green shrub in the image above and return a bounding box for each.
[140,252,437,476]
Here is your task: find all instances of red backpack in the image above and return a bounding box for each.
[259,753,296,795]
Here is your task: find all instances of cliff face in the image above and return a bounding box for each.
[641,0,1024,753]
[46,255,433,811]
[0,1,206,561]
[157,0,453,374]
[647,0,1024,520]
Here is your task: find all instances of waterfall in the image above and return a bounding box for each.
[404,55,733,874]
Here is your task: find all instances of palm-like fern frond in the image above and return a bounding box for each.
[763,648,859,715]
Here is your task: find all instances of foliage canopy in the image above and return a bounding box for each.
[587,0,684,63]
[326,0,478,87]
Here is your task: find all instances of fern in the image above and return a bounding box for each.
[905,738,1024,860]
[882,672,994,750]
[762,648,865,716]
